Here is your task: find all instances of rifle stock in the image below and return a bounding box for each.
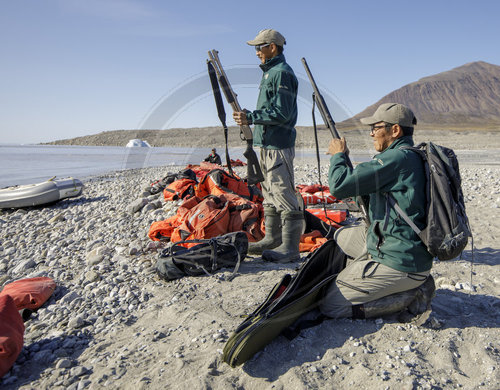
[208,49,264,185]
[301,57,370,224]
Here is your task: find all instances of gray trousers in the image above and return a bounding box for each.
[319,222,430,318]
[260,147,300,213]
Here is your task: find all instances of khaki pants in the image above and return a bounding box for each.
[260,147,300,213]
[320,222,429,318]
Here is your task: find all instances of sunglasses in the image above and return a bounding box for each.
[255,43,272,52]
[370,123,393,135]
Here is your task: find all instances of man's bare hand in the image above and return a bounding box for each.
[233,111,249,126]
[327,137,349,156]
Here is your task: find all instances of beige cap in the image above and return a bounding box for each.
[360,103,417,127]
[246,29,286,46]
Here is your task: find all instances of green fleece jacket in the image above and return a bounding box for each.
[246,54,298,149]
[329,136,433,272]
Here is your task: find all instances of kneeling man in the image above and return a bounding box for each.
[320,103,435,319]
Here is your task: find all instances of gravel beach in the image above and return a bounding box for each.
[0,147,499,389]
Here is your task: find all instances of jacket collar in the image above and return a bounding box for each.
[388,135,414,150]
[260,53,286,72]
[377,136,414,156]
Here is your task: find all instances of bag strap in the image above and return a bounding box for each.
[170,236,243,280]
[384,144,427,237]
[385,193,422,236]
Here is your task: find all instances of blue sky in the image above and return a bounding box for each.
[1,0,499,144]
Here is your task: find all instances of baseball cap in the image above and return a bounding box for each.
[247,29,286,46]
[360,103,417,127]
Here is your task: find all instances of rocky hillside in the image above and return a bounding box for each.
[343,61,500,129]
[45,61,500,147]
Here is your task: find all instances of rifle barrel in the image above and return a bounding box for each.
[208,50,254,141]
[301,57,370,224]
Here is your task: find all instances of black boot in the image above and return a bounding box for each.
[262,210,304,263]
[248,207,282,255]
[353,275,436,321]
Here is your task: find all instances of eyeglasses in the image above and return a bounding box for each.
[255,43,271,52]
[370,123,393,135]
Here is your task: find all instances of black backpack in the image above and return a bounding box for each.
[156,232,248,281]
[387,142,471,260]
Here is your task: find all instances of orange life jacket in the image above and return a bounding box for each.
[196,169,263,203]
[163,178,197,201]
[299,230,328,252]
[224,193,264,243]
[171,195,230,244]
[148,193,264,244]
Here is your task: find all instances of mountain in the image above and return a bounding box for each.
[341,61,500,129]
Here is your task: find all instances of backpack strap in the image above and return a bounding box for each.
[384,143,427,237]
[385,193,422,236]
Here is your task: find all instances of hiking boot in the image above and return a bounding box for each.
[360,289,417,319]
[262,210,305,263]
[407,275,436,316]
[248,207,282,255]
[357,275,435,320]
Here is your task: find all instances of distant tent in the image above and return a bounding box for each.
[126,139,151,147]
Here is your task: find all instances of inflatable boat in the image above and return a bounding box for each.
[0,177,83,209]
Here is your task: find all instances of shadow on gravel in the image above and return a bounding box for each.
[463,246,500,266]
[242,313,379,380]
[431,289,500,330]
[240,290,499,380]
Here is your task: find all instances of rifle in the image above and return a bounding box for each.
[301,57,370,224]
[207,60,234,177]
[207,50,264,185]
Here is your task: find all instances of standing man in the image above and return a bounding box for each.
[320,103,435,319]
[233,29,303,263]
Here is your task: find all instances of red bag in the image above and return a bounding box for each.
[0,277,56,310]
[0,295,24,378]
[306,208,347,225]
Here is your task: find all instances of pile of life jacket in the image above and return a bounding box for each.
[149,168,352,253]
[296,184,337,205]
[149,168,264,247]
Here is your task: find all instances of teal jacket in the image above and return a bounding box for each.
[246,54,298,149]
[329,136,433,272]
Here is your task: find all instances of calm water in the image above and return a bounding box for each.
[0,144,226,187]
[3,144,493,189]
[0,144,367,188]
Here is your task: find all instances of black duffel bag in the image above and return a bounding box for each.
[156,232,248,281]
